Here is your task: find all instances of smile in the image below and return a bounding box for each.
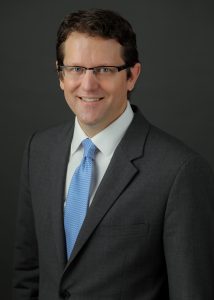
[78,97,104,102]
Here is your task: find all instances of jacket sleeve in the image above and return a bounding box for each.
[164,155,214,300]
[12,134,39,300]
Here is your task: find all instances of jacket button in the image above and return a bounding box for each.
[60,290,70,299]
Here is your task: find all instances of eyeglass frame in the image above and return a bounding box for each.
[57,64,133,77]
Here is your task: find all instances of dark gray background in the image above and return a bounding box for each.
[1,1,213,299]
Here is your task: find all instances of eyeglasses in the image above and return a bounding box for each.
[58,64,131,80]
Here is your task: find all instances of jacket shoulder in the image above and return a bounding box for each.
[29,121,74,149]
[131,105,199,165]
[144,123,211,177]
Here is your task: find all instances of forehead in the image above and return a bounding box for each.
[62,32,124,65]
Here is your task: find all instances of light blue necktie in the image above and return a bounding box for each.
[64,138,97,259]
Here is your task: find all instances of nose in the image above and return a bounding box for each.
[80,70,99,91]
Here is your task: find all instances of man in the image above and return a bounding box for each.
[13,9,214,300]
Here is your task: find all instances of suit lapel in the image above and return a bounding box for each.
[50,123,74,269]
[63,107,151,272]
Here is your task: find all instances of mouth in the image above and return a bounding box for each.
[78,96,104,102]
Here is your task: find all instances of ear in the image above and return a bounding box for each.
[56,61,64,90]
[127,63,141,91]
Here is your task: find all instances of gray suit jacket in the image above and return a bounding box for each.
[13,106,214,300]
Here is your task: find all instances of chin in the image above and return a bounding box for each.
[78,112,102,125]
[78,115,97,124]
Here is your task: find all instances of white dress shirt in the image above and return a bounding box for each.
[65,101,134,205]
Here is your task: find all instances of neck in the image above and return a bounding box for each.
[78,108,128,138]
[78,122,109,138]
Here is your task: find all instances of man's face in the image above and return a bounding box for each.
[59,32,140,136]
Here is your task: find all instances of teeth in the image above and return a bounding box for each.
[80,97,102,102]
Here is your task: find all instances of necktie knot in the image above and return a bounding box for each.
[82,138,97,160]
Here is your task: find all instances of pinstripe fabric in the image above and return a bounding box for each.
[64,138,97,259]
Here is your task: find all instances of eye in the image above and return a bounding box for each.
[70,66,84,73]
[96,67,113,73]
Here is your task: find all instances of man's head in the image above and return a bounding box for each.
[56,9,141,137]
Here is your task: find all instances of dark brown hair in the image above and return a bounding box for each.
[56,9,140,78]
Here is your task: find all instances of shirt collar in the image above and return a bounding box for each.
[70,101,134,157]
[70,119,88,155]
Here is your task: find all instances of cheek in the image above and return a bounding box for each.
[104,79,128,97]
[60,82,76,109]
[60,78,78,92]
